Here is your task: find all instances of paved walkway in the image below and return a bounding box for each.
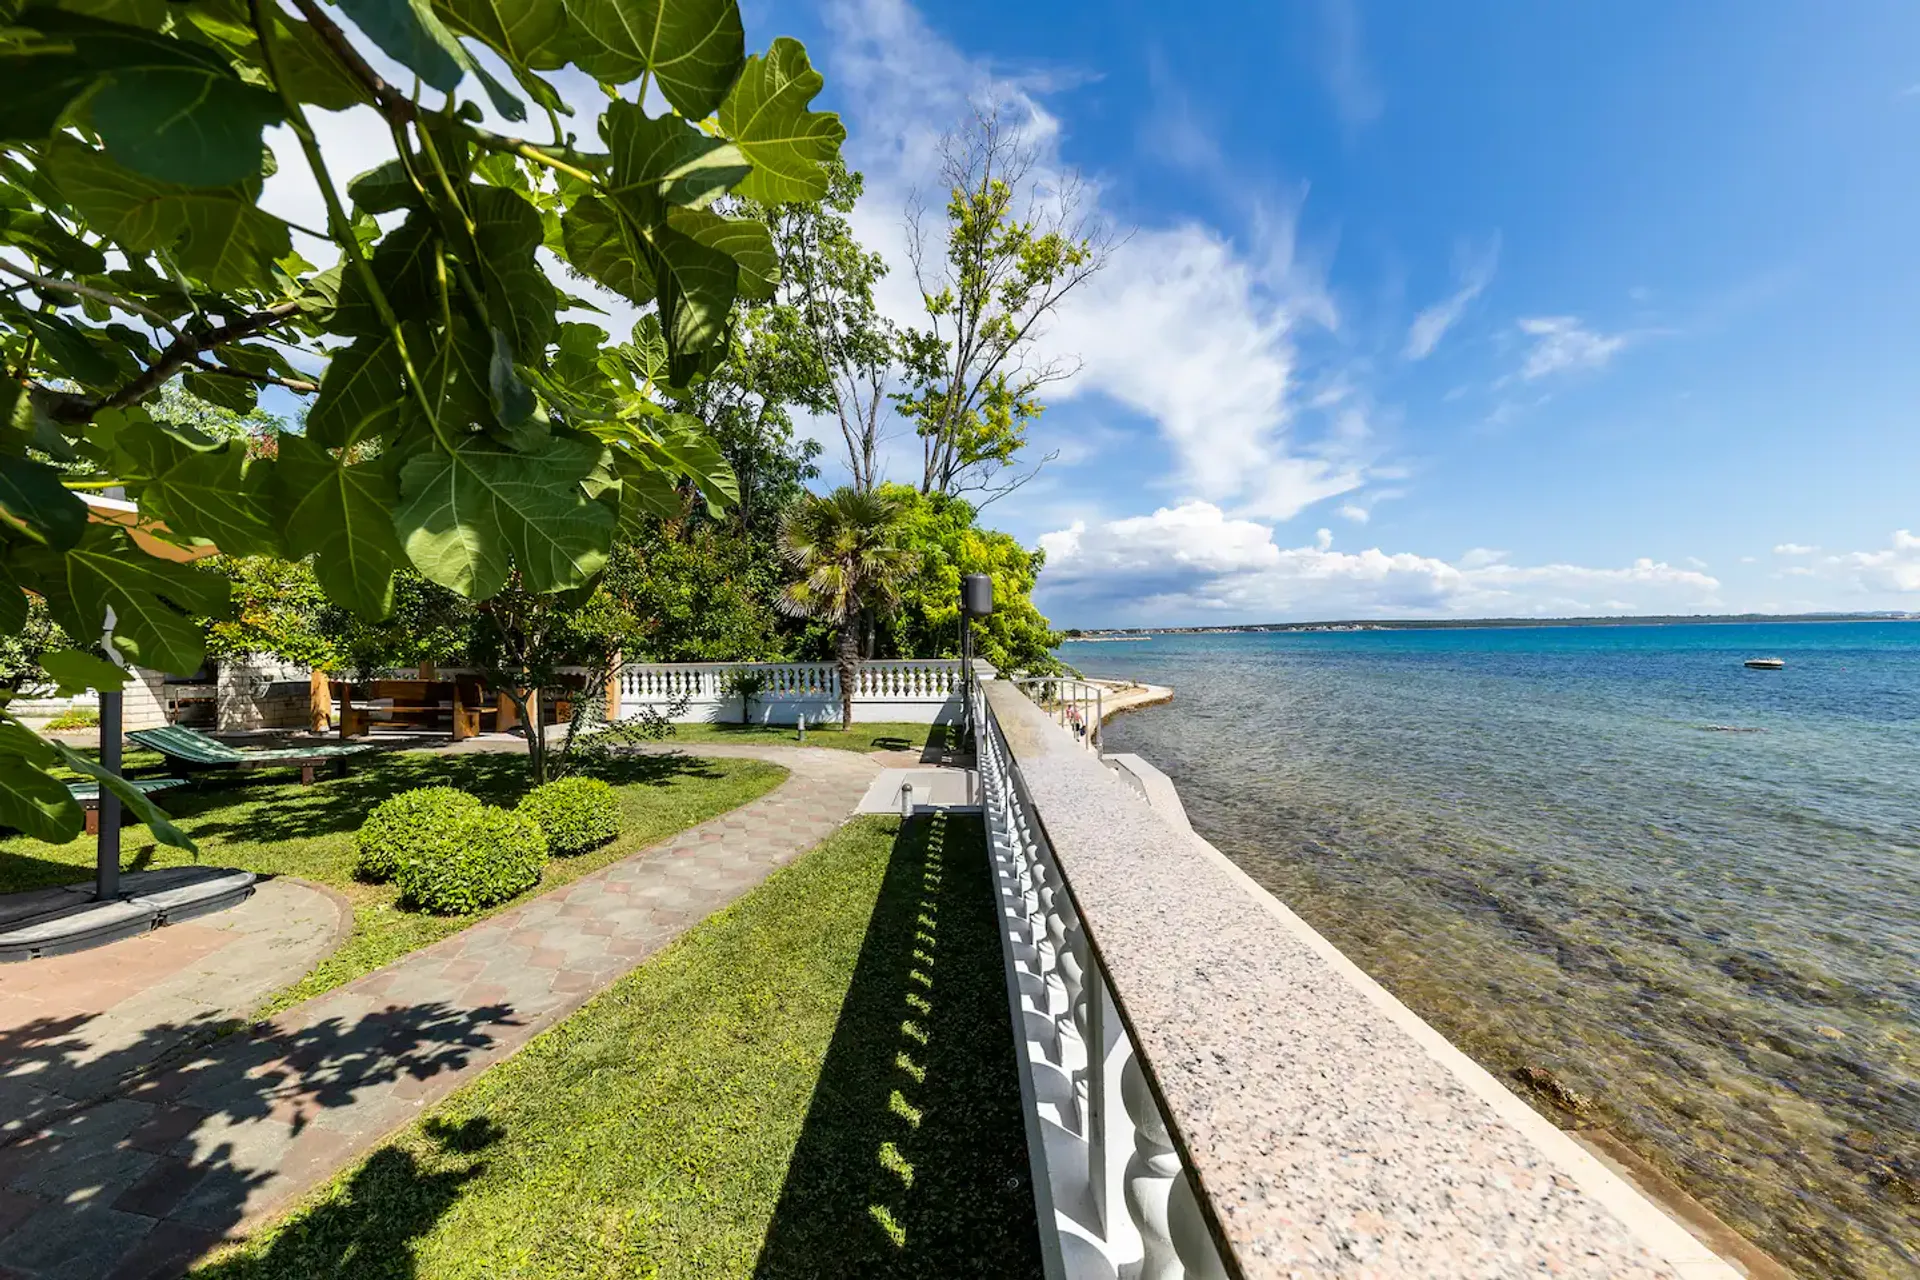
[0,881,349,1139]
[0,746,878,1280]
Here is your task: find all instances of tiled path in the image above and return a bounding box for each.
[0,746,878,1280]
[0,881,349,1142]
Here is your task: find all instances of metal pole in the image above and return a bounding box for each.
[96,607,126,901]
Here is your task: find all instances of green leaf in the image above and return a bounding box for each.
[26,7,285,186]
[603,101,749,212]
[560,194,655,305]
[720,37,845,204]
[469,185,555,357]
[19,524,229,673]
[276,433,404,620]
[37,647,129,694]
[394,435,613,597]
[16,310,120,385]
[435,0,569,71]
[0,454,89,549]
[0,559,26,635]
[649,217,736,354]
[665,204,774,299]
[0,719,83,846]
[270,15,376,111]
[48,738,195,852]
[49,139,291,292]
[181,369,258,413]
[346,159,418,215]
[332,0,464,92]
[306,335,406,449]
[486,327,536,428]
[560,0,744,119]
[652,412,738,509]
[331,214,441,336]
[112,414,281,557]
[0,53,97,142]
[89,64,284,188]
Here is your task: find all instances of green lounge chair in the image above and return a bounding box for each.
[127,725,379,785]
[67,777,187,834]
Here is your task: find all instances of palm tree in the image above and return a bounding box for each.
[776,488,916,728]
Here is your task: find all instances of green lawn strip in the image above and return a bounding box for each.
[194,814,1042,1280]
[660,720,955,755]
[0,751,788,1014]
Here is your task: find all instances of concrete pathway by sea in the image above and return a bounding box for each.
[0,745,878,1280]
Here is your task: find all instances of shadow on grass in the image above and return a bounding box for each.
[753,813,1042,1279]
[193,1116,506,1280]
[0,999,521,1278]
[184,752,716,847]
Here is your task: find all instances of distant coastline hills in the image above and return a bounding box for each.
[1061,612,1919,638]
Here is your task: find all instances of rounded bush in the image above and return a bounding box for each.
[515,777,623,857]
[395,807,548,915]
[354,786,481,883]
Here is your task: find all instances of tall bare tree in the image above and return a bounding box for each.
[899,105,1114,501]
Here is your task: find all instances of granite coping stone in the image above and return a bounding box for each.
[982,680,1734,1280]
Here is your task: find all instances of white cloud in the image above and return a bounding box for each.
[818,0,1368,519]
[1405,236,1500,360]
[1037,503,1720,623]
[1773,542,1818,556]
[1514,316,1628,380]
[1337,502,1369,523]
[1801,531,1920,593]
[1317,0,1383,128]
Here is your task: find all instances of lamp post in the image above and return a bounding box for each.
[96,607,125,901]
[959,573,993,748]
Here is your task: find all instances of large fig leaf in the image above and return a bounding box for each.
[394,435,613,598]
[0,720,82,846]
[560,0,743,119]
[18,524,230,674]
[720,37,844,203]
[112,414,280,557]
[277,434,404,620]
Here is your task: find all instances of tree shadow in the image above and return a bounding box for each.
[0,996,522,1278]
[752,814,1042,1278]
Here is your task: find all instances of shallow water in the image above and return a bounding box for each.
[1068,623,1920,1279]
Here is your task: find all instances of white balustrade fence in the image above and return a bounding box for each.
[975,691,1229,1280]
[615,659,975,725]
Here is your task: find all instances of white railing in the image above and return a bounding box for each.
[1012,677,1106,752]
[975,692,1228,1280]
[615,659,972,725]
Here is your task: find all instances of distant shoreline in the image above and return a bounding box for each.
[1060,613,1914,640]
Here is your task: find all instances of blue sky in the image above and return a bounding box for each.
[752,0,1920,626]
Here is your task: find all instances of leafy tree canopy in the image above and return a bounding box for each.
[879,484,1062,675]
[0,0,844,845]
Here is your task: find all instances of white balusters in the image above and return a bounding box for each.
[975,695,1228,1280]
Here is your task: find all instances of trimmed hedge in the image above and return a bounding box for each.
[395,807,549,915]
[354,786,481,883]
[516,777,623,857]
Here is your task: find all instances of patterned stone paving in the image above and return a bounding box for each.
[0,746,878,1280]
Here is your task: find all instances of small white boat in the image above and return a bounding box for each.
[1743,657,1785,670]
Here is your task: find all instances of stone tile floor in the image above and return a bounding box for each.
[0,745,880,1280]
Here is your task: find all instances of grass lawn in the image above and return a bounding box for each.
[195,813,1042,1279]
[659,720,957,756]
[0,749,787,1014]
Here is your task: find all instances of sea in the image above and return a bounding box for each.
[1061,622,1920,1280]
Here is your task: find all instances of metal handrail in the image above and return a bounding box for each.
[1011,677,1105,752]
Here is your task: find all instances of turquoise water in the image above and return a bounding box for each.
[1065,623,1920,1279]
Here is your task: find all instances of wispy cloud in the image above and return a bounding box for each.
[1037,503,1720,624]
[1773,543,1818,556]
[1513,316,1628,380]
[1317,0,1383,129]
[1405,235,1501,360]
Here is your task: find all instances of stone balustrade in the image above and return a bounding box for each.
[615,659,977,725]
[974,678,1740,1279]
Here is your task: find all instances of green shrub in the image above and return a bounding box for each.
[395,807,548,915]
[515,777,623,856]
[354,786,481,883]
[44,707,100,730]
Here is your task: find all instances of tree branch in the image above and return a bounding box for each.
[187,357,319,396]
[0,259,181,336]
[48,301,304,424]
